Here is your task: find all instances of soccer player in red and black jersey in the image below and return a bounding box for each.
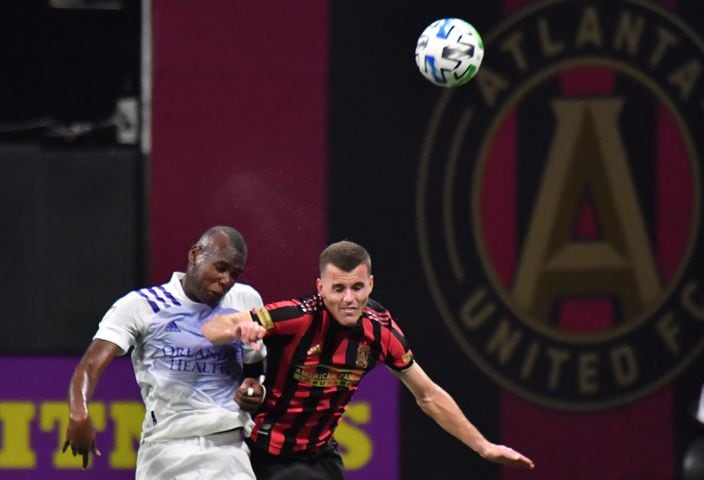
[203,240,535,479]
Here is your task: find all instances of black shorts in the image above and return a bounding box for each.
[247,439,345,480]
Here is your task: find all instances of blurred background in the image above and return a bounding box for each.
[1,0,703,478]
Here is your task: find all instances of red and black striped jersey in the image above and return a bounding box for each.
[248,293,414,455]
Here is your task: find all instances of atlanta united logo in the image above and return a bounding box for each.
[356,344,370,368]
[417,0,704,410]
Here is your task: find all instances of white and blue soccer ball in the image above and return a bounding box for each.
[415,18,484,88]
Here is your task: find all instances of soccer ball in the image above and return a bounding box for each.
[415,18,484,88]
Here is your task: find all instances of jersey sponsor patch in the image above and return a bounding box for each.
[293,364,364,388]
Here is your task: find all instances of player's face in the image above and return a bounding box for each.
[184,232,245,307]
[317,263,373,327]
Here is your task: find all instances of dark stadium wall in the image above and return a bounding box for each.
[328,4,504,478]
[0,148,142,354]
[149,0,328,301]
[0,2,143,355]
[327,0,704,479]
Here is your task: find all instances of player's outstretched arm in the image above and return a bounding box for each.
[64,339,121,469]
[395,362,535,470]
[202,311,266,346]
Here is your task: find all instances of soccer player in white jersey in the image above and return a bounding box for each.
[63,226,267,479]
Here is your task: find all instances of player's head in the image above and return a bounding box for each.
[183,226,247,307]
[317,240,373,327]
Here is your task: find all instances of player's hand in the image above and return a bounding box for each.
[202,313,266,346]
[236,322,266,349]
[62,415,102,469]
[235,377,265,413]
[480,443,534,469]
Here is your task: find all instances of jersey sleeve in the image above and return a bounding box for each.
[222,283,264,311]
[223,284,266,363]
[93,292,147,355]
[249,298,311,335]
[383,317,414,372]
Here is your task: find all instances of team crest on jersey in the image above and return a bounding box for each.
[355,344,371,368]
[417,0,704,410]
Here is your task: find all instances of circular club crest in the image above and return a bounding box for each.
[417,0,704,410]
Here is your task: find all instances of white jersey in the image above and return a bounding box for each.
[94,272,264,443]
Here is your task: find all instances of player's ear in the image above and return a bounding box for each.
[187,245,200,266]
[316,277,323,294]
[369,274,374,293]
